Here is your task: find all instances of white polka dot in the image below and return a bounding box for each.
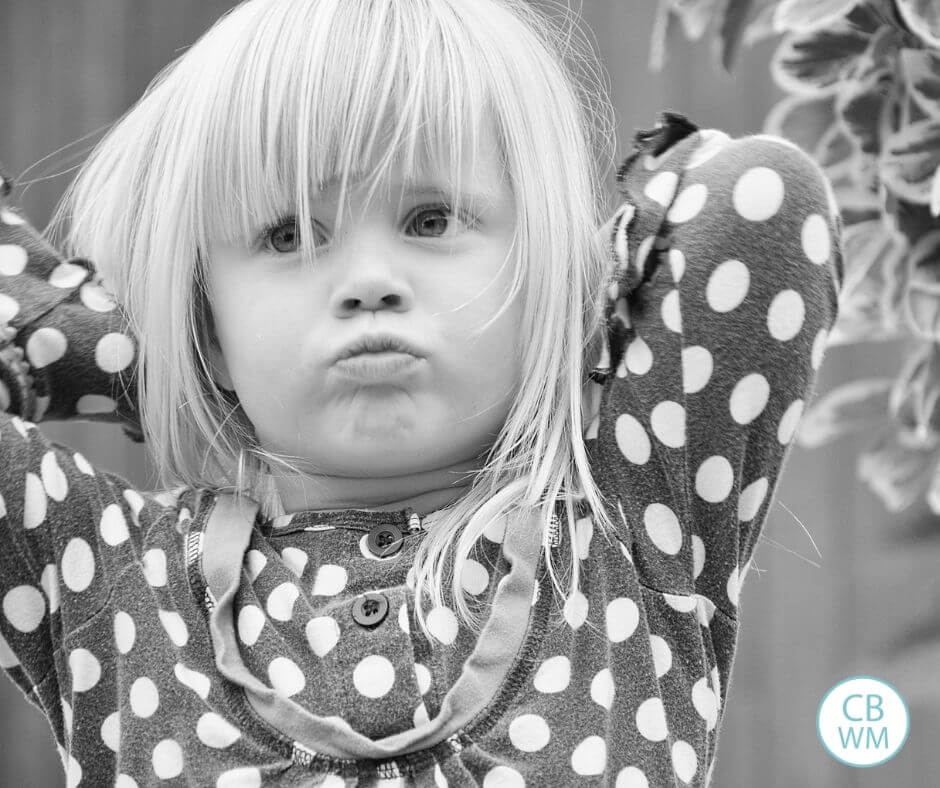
[100,504,130,545]
[633,235,656,277]
[738,477,769,522]
[616,766,650,788]
[591,668,615,709]
[706,260,750,313]
[39,452,68,502]
[650,634,673,677]
[664,592,698,613]
[61,697,73,738]
[49,262,89,289]
[667,183,708,223]
[95,333,135,373]
[268,657,305,697]
[616,414,651,464]
[802,214,830,263]
[669,248,686,282]
[40,563,59,615]
[65,754,82,788]
[682,346,712,394]
[152,739,183,780]
[142,549,167,587]
[729,373,770,425]
[238,605,265,647]
[123,489,145,527]
[61,538,95,593]
[734,167,785,221]
[768,289,805,341]
[413,700,430,727]
[23,472,47,529]
[306,615,340,657]
[414,663,431,695]
[778,398,805,444]
[695,455,735,503]
[572,735,606,776]
[158,609,189,647]
[606,596,639,642]
[685,130,732,169]
[811,328,828,370]
[0,379,8,411]
[115,775,138,788]
[0,244,28,275]
[644,171,679,207]
[0,209,25,226]
[650,401,685,448]
[482,766,524,787]
[26,327,67,368]
[460,559,489,595]
[79,282,117,312]
[636,696,668,741]
[0,631,19,668]
[280,547,308,577]
[244,550,267,582]
[661,289,682,332]
[534,655,570,693]
[101,710,120,751]
[427,606,458,644]
[69,648,101,692]
[130,676,159,717]
[197,712,241,748]
[4,585,45,632]
[625,336,653,375]
[563,589,588,629]
[482,514,508,543]
[575,515,594,560]
[692,676,719,729]
[175,663,210,699]
[508,713,550,752]
[0,293,18,322]
[311,564,347,595]
[114,611,136,654]
[353,654,396,698]
[76,394,118,414]
[727,565,742,607]
[672,739,698,783]
[644,503,682,555]
[266,582,299,621]
[216,767,262,788]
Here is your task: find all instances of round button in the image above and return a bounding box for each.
[351,592,389,628]
[366,524,404,558]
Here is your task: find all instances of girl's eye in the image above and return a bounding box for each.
[257,203,478,255]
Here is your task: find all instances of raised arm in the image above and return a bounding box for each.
[0,161,142,440]
[585,113,844,618]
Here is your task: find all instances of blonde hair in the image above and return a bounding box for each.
[49,0,624,644]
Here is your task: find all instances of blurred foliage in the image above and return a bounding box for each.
[653,0,940,516]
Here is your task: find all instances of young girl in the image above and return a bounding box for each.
[0,0,843,785]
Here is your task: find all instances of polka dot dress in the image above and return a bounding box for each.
[0,115,843,786]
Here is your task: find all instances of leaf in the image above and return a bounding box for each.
[933,165,940,218]
[718,0,755,72]
[742,3,780,47]
[668,0,726,41]
[648,0,673,73]
[770,20,874,95]
[828,219,910,345]
[900,48,940,122]
[888,191,940,246]
[881,119,940,205]
[889,341,940,437]
[896,0,940,48]
[796,378,893,449]
[857,426,939,513]
[772,0,864,34]
[903,230,940,340]
[764,92,838,154]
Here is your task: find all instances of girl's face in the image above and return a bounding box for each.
[204,126,523,510]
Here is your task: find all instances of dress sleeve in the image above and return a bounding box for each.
[0,160,142,440]
[0,162,162,744]
[585,113,844,618]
